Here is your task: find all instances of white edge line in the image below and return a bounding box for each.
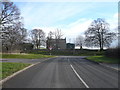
[70,64,89,88]
[0,62,40,85]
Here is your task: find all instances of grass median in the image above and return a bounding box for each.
[86,56,119,64]
[1,53,54,59]
[0,62,31,79]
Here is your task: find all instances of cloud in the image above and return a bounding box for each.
[105,13,118,47]
[63,18,92,39]
[106,13,118,31]
[113,13,118,19]
[18,2,95,29]
[32,18,92,43]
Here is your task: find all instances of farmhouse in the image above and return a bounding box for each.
[46,38,66,50]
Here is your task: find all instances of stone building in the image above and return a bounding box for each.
[46,38,66,50]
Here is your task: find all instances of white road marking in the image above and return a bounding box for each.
[70,63,89,88]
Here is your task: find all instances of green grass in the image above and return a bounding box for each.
[0,62,31,79]
[1,53,54,59]
[86,56,119,64]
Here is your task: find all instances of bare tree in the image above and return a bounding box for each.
[1,1,26,52]
[31,29,45,49]
[46,31,54,49]
[47,31,54,40]
[54,29,63,49]
[1,1,22,38]
[75,35,84,49]
[38,29,46,47]
[1,1,21,26]
[85,18,116,51]
[54,29,63,39]
[2,22,27,52]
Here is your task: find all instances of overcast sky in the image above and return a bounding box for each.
[14,1,118,47]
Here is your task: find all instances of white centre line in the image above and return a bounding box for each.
[70,63,89,88]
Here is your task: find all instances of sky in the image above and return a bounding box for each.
[14,1,118,47]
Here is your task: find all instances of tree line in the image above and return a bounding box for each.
[0,1,117,53]
[30,28,63,49]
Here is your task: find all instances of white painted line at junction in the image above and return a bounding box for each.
[70,64,89,88]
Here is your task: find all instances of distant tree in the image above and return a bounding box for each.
[31,29,45,49]
[47,31,54,40]
[54,29,64,49]
[46,31,54,49]
[75,35,84,49]
[54,29,63,39]
[85,18,116,51]
[30,29,38,48]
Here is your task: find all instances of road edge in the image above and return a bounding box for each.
[0,62,40,85]
[99,63,119,71]
[84,58,119,71]
[0,56,57,85]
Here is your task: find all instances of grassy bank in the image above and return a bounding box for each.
[1,53,54,59]
[1,62,31,79]
[86,56,119,64]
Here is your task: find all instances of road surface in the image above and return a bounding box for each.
[2,56,118,88]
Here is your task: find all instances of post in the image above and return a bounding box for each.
[49,47,52,55]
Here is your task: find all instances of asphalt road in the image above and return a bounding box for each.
[2,56,118,88]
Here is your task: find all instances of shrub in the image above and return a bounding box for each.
[105,47,119,59]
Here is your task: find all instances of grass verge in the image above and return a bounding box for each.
[1,53,54,59]
[0,62,31,79]
[86,56,119,64]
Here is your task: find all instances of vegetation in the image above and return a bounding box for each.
[75,35,84,49]
[30,29,46,49]
[86,56,119,64]
[1,1,27,53]
[84,18,116,51]
[46,29,64,50]
[1,62,31,79]
[1,53,54,59]
[28,49,105,56]
[105,47,119,59]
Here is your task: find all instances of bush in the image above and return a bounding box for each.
[27,49,105,56]
[105,47,119,59]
